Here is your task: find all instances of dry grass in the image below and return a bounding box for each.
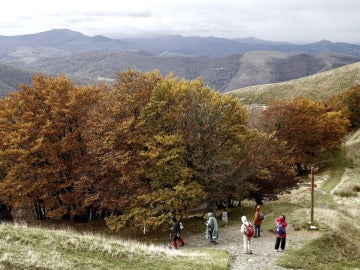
[228,62,360,104]
[0,223,229,270]
[333,182,360,197]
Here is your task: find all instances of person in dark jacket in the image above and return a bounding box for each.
[274,215,288,251]
[170,216,184,249]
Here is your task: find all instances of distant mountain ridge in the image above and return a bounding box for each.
[2,29,360,58]
[1,29,360,97]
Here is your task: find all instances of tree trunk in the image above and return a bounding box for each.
[34,201,46,220]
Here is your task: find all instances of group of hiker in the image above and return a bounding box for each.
[240,204,288,254]
[170,204,288,253]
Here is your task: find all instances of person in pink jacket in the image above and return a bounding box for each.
[274,215,288,251]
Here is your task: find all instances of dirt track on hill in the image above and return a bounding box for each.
[184,221,318,270]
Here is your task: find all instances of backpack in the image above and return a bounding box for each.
[275,223,286,234]
[259,212,265,221]
[244,224,254,237]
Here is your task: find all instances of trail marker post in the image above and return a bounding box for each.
[310,167,319,225]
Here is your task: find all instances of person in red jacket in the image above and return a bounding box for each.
[274,215,288,251]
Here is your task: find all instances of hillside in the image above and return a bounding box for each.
[0,50,356,98]
[228,61,360,104]
[1,29,360,98]
[0,62,35,97]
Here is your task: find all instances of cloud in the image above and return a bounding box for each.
[1,0,360,44]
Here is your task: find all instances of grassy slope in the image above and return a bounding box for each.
[0,223,229,270]
[274,130,360,270]
[227,61,360,104]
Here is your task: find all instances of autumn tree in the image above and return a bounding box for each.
[105,75,251,231]
[326,85,360,128]
[106,181,206,232]
[260,97,350,174]
[139,77,250,209]
[82,70,164,218]
[0,74,101,220]
[243,130,298,204]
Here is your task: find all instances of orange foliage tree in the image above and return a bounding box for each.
[243,130,298,203]
[327,85,360,128]
[81,70,164,221]
[260,97,350,173]
[0,74,101,220]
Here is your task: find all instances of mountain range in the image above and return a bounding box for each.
[1,29,360,97]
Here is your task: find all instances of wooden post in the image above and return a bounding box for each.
[310,167,314,225]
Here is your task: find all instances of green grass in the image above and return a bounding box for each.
[318,149,348,194]
[273,144,360,269]
[0,223,229,270]
[276,222,360,270]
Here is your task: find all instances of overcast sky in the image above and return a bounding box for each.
[1,0,360,44]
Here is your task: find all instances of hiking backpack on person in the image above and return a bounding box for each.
[240,216,253,254]
[244,223,254,237]
[275,222,286,234]
[274,215,288,251]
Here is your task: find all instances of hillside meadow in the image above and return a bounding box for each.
[228,61,360,104]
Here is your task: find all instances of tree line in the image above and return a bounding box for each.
[0,70,357,231]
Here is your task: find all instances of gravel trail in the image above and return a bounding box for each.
[184,221,318,270]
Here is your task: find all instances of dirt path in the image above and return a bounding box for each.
[184,222,318,270]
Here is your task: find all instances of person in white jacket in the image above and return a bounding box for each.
[240,216,253,254]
